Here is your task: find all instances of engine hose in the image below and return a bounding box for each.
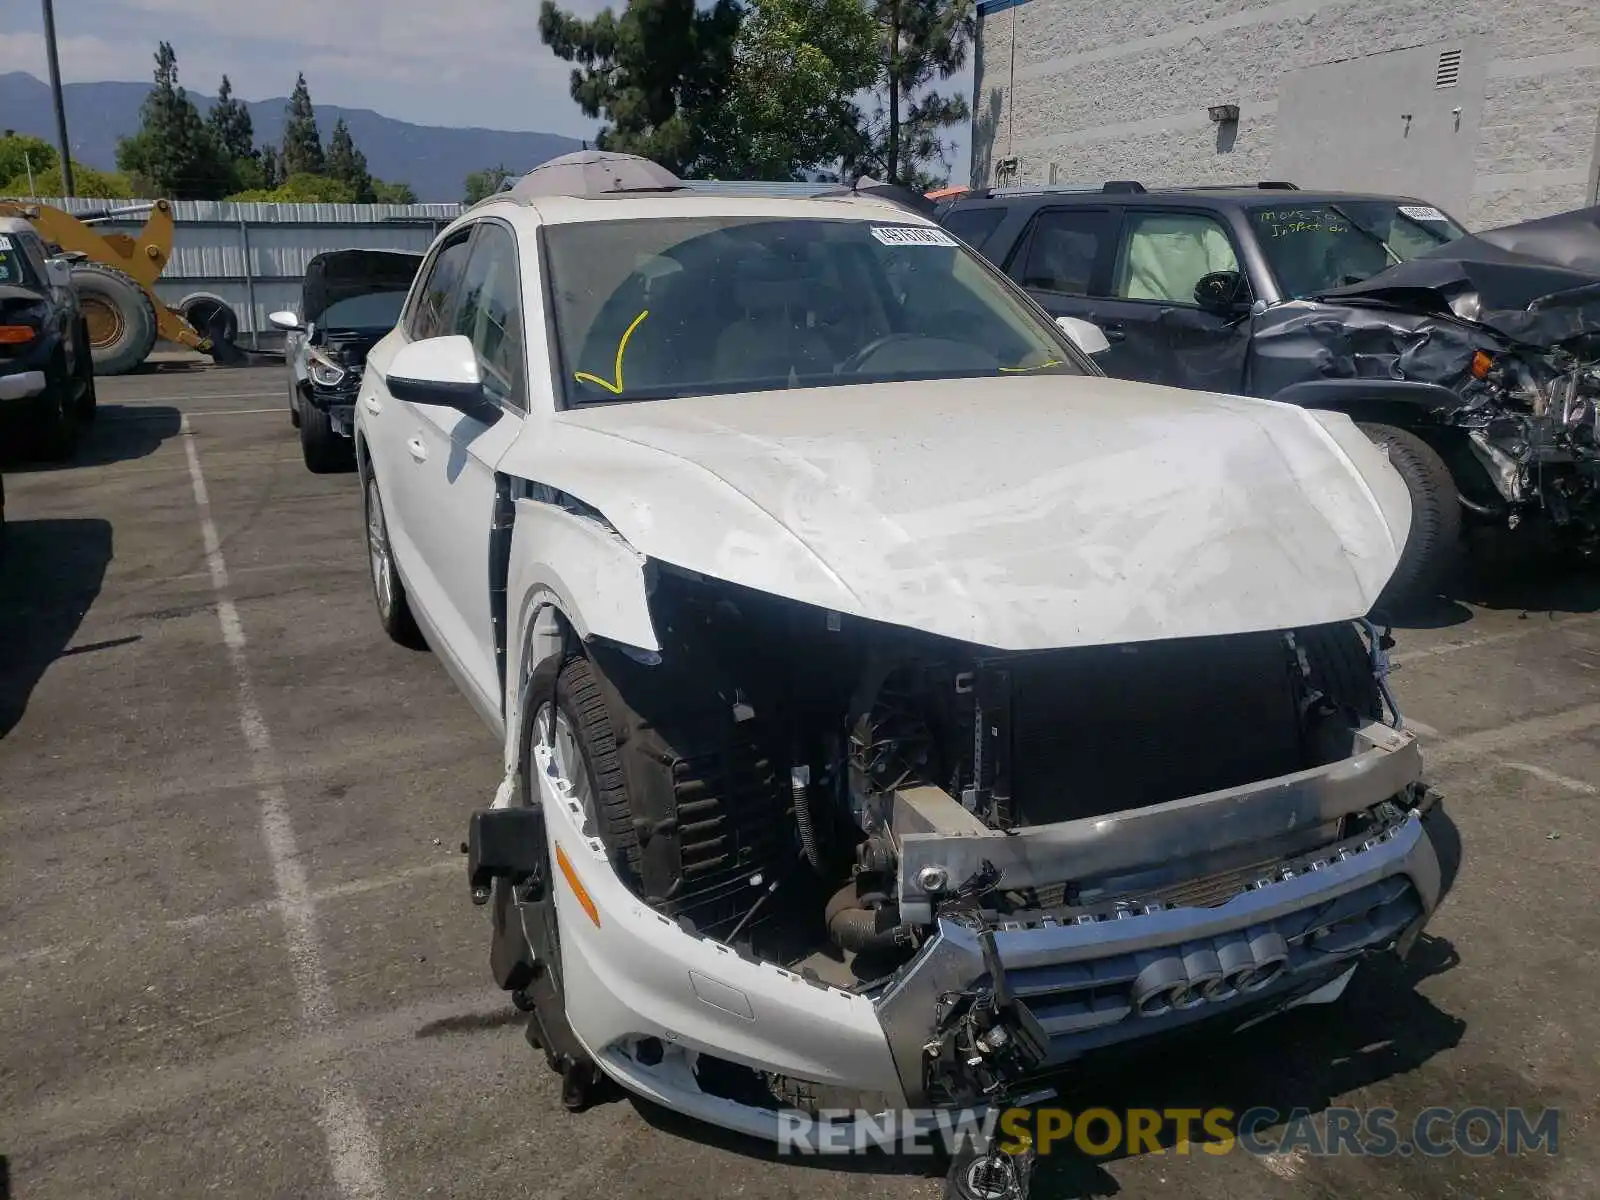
[825,883,905,956]
[791,765,822,871]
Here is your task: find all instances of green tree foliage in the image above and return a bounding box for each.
[713,0,878,179]
[848,0,975,186]
[227,172,356,203]
[281,73,326,177]
[1,162,136,200]
[0,133,58,186]
[326,118,375,202]
[538,0,742,176]
[463,164,514,203]
[207,74,256,161]
[372,179,419,204]
[115,42,235,198]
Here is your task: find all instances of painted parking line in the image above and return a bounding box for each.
[1501,760,1599,796]
[180,413,389,1200]
[1423,701,1600,771]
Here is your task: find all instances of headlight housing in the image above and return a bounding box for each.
[307,348,347,388]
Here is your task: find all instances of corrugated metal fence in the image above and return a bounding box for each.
[30,182,843,346]
[33,196,463,346]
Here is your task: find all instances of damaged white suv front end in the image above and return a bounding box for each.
[355,153,1458,1156]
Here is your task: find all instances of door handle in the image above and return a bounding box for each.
[406,436,428,462]
[362,393,382,415]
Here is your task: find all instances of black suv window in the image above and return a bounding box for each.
[1111,211,1245,306]
[1014,208,1114,296]
[0,231,36,287]
[942,206,1006,250]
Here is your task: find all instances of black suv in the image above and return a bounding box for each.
[1,217,97,461]
[936,182,1600,607]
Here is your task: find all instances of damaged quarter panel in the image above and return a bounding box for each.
[508,374,1410,651]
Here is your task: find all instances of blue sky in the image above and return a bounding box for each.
[1,0,972,182]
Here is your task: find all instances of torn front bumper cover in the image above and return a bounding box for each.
[877,723,1447,1107]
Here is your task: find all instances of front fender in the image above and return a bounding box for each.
[503,494,660,770]
[1270,378,1464,421]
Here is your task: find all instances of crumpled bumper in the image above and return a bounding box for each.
[878,805,1446,1105]
[532,731,1452,1138]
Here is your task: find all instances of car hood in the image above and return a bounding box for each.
[519,375,1411,651]
[302,249,422,325]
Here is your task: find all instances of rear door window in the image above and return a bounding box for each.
[1110,210,1247,306]
[1011,207,1115,297]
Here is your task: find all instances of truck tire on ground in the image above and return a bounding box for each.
[1357,422,1461,612]
[71,263,159,377]
[181,296,238,348]
[300,399,355,473]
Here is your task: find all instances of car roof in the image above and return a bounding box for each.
[466,191,933,228]
[945,186,1436,210]
[0,216,36,235]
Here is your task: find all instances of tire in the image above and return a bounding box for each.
[1357,423,1461,611]
[530,656,640,865]
[31,350,79,462]
[1298,621,1383,722]
[299,399,354,473]
[73,319,98,422]
[289,386,302,428]
[362,471,425,649]
[181,297,238,348]
[71,263,159,377]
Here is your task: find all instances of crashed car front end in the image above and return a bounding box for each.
[460,374,1462,1140]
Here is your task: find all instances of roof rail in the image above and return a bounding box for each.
[1101,181,1147,193]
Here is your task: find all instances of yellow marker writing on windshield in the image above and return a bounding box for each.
[574,309,650,394]
[999,359,1063,373]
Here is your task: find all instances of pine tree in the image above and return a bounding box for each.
[281,73,325,177]
[325,118,375,202]
[260,144,280,189]
[207,74,255,161]
[114,42,233,199]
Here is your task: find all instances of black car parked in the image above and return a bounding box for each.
[0,217,97,462]
[936,183,1600,608]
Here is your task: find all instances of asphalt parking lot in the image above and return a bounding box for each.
[1,364,1597,1200]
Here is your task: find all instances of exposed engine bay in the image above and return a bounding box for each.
[562,563,1441,1110]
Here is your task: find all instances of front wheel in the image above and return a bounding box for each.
[1357,423,1461,611]
[300,399,355,473]
[363,471,425,649]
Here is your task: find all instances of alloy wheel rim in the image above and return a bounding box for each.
[533,701,599,835]
[367,480,392,618]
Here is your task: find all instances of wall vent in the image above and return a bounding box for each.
[1435,48,1462,88]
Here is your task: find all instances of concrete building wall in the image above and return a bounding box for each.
[971,0,1600,227]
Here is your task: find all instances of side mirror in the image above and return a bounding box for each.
[1055,315,1112,356]
[268,310,304,332]
[387,334,484,409]
[1194,270,1249,315]
[45,258,73,289]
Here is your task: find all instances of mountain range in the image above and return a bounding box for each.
[0,71,585,202]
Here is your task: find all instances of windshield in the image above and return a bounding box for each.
[317,290,408,330]
[0,235,38,288]
[1249,200,1468,298]
[544,215,1084,404]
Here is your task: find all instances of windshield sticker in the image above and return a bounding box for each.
[1398,205,1447,222]
[0,234,12,250]
[870,225,956,247]
[573,309,649,395]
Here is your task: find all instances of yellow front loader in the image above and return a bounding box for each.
[0,197,242,374]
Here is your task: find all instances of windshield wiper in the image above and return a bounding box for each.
[1323,202,1402,270]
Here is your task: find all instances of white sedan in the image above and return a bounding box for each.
[352,151,1457,1186]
